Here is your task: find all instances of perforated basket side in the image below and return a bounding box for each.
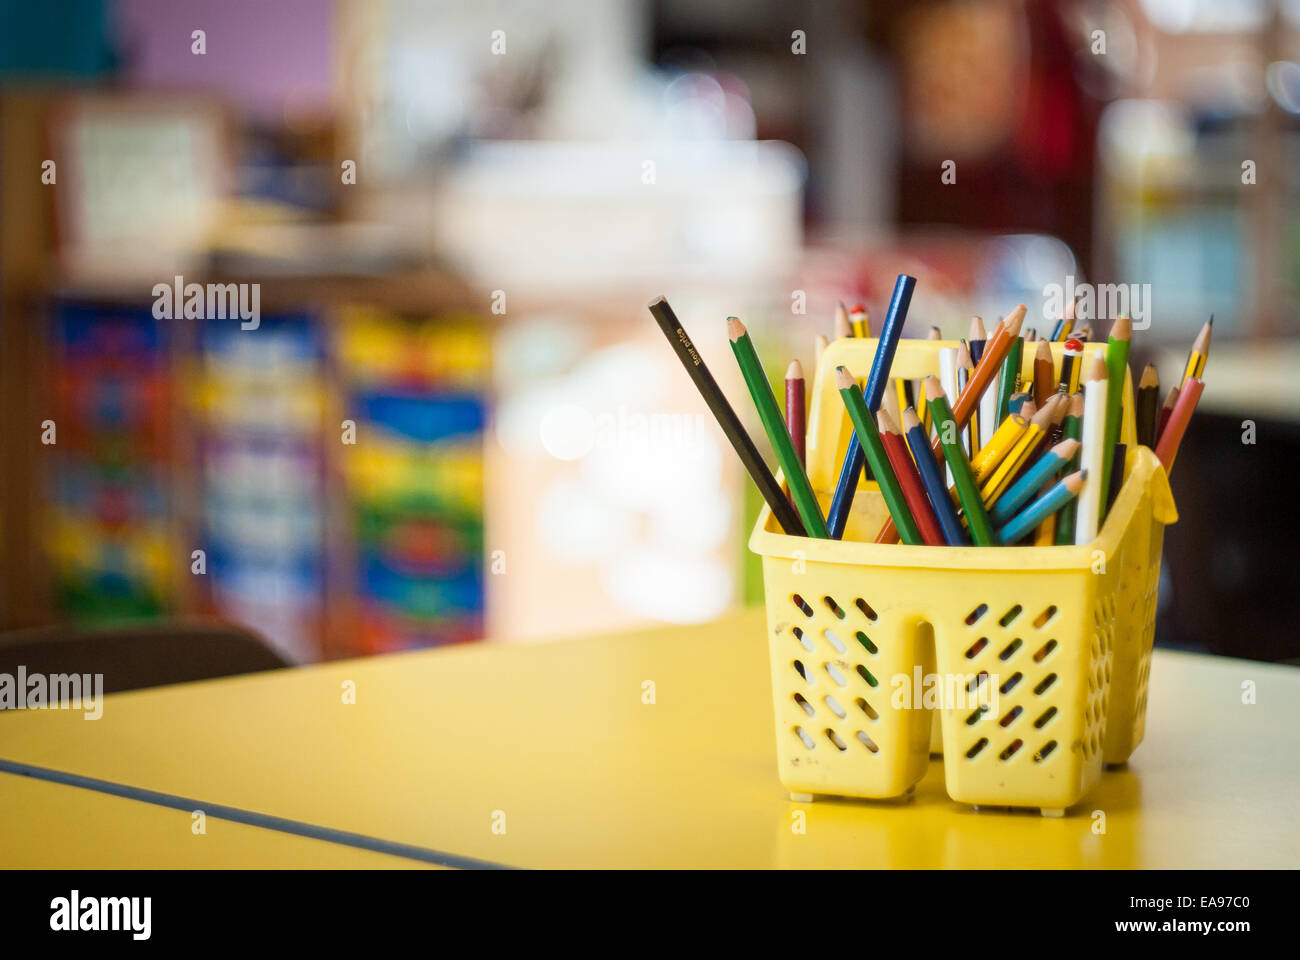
[762,556,931,799]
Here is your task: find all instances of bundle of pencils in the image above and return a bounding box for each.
[648,286,1209,549]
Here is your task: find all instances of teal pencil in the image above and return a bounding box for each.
[996,471,1087,545]
[988,438,1080,526]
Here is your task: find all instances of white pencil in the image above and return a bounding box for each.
[980,369,1000,451]
[1074,355,1110,545]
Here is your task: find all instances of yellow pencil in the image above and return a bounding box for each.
[1181,316,1213,385]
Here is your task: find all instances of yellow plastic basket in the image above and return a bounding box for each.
[750,336,1178,815]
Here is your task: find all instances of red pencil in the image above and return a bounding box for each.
[785,360,806,468]
[1154,378,1204,473]
[878,409,945,546]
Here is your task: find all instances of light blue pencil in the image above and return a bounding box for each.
[988,438,1080,526]
[996,471,1087,545]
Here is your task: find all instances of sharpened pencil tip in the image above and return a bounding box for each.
[924,375,945,400]
[836,366,856,389]
[726,316,746,341]
[786,359,804,380]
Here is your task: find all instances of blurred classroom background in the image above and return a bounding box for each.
[1,0,1296,670]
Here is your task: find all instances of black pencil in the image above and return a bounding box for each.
[648,296,807,536]
[1136,363,1159,448]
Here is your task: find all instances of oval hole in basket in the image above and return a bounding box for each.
[965,706,986,726]
[999,604,1023,627]
[965,603,989,626]
[793,726,816,750]
[856,664,879,688]
[999,738,1024,761]
[1033,706,1058,729]
[793,693,815,718]
[965,637,988,659]
[1032,604,1059,628]
[855,697,879,721]
[823,628,847,654]
[999,638,1022,661]
[999,705,1023,727]
[965,737,989,759]
[791,594,813,617]
[823,596,847,620]
[855,631,878,655]
[824,662,849,687]
[824,694,847,719]
[965,671,989,694]
[1033,740,1058,763]
[1033,673,1059,696]
[792,626,814,652]
[999,672,1023,694]
[825,728,847,751]
[855,598,878,621]
[793,660,809,683]
[856,731,879,753]
[1033,639,1058,663]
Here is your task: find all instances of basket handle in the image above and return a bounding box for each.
[1148,461,1179,526]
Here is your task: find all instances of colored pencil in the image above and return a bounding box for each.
[814,334,829,367]
[1049,317,1064,342]
[1154,377,1204,474]
[980,398,1056,503]
[836,367,923,544]
[1025,328,1038,342]
[875,306,1026,543]
[926,376,996,546]
[903,406,968,546]
[1135,363,1159,448]
[989,438,1080,525]
[648,297,805,536]
[1100,315,1132,512]
[1073,325,1092,342]
[1033,339,1054,407]
[728,318,827,537]
[997,471,1086,546]
[826,274,916,538]
[918,326,942,431]
[969,316,987,365]
[996,336,1023,425]
[957,341,974,454]
[879,409,945,546]
[1008,392,1034,416]
[835,302,853,340]
[970,412,1029,483]
[1181,317,1212,386]
[785,359,806,468]
[850,303,869,339]
[1157,384,1179,443]
[1055,391,1085,544]
[1074,355,1109,544]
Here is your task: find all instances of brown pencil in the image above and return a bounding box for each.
[1033,339,1055,408]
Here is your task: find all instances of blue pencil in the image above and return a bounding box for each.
[827,273,916,538]
[996,470,1087,545]
[902,406,968,546]
[988,437,1080,526]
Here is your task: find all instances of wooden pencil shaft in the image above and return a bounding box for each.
[729,323,828,538]
[648,298,806,536]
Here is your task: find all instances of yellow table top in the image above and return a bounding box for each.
[0,772,431,869]
[2,609,1297,868]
